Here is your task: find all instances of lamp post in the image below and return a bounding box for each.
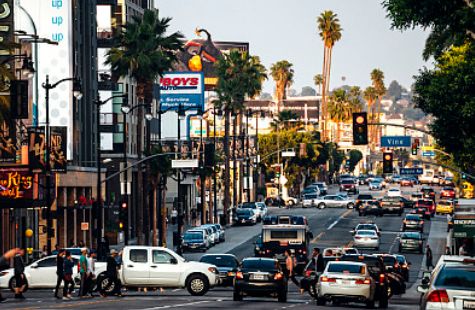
[120,102,152,245]
[95,93,127,254]
[42,75,82,254]
[213,107,218,223]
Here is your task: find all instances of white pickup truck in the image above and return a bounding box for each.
[116,246,219,296]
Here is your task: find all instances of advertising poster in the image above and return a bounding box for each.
[159,72,204,111]
[50,126,67,172]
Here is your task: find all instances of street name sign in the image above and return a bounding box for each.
[400,167,423,175]
[380,136,411,147]
[421,146,435,157]
[172,159,199,168]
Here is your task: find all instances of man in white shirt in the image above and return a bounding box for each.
[85,252,95,297]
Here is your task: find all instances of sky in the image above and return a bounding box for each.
[155,0,429,94]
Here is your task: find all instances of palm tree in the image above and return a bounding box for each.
[370,69,386,146]
[317,10,342,141]
[106,9,183,245]
[271,109,300,130]
[270,60,294,112]
[314,74,323,95]
[328,88,350,142]
[214,50,267,223]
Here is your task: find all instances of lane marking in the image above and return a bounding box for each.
[326,209,352,230]
[311,232,325,244]
[139,300,211,310]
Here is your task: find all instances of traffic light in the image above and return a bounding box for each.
[119,202,127,231]
[275,165,281,178]
[383,152,393,174]
[204,143,215,167]
[462,173,467,180]
[411,138,420,156]
[352,112,368,145]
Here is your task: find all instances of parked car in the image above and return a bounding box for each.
[398,232,424,253]
[418,256,475,310]
[199,254,239,286]
[316,261,377,307]
[198,225,217,246]
[256,202,268,218]
[233,208,257,225]
[233,257,287,302]
[314,195,355,209]
[117,246,219,296]
[353,230,380,250]
[402,214,424,232]
[213,224,226,242]
[340,178,359,195]
[200,224,220,244]
[239,202,263,222]
[182,229,210,252]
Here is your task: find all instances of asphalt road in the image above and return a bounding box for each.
[0,183,450,309]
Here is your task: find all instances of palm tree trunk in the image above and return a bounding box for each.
[321,46,328,141]
[224,108,231,225]
[326,47,334,142]
[136,100,144,245]
[232,112,238,209]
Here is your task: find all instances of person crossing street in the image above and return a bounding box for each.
[54,249,65,299]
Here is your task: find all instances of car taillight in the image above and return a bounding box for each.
[274,273,284,280]
[320,276,336,283]
[355,278,371,285]
[421,221,424,224]
[236,272,243,279]
[355,236,362,239]
[427,289,449,303]
[401,264,408,269]
[379,273,385,283]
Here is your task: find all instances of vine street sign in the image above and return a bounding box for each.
[400,167,423,175]
[380,136,411,148]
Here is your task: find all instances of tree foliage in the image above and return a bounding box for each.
[348,149,363,172]
[270,60,294,104]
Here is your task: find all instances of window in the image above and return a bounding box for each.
[130,249,148,263]
[270,230,298,239]
[37,258,56,268]
[328,263,365,274]
[152,250,174,264]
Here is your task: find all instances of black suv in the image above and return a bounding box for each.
[340,254,389,308]
[358,200,384,216]
[233,258,287,302]
[355,194,374,209]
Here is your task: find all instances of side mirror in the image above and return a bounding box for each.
[170,258,178,265]
[417,285,429,294]
[421,277,430,285]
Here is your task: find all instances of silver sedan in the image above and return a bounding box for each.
[353,230,380,250]
[314,195,355,209]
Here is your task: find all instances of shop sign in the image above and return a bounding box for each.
[0,167,33,200]
[454,219,475,238]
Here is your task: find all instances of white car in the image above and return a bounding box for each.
[353,230,380,250]
[256,202,268,218]
[352,223,381,236]
[200,224,220,244]
[240,202,263,221]
[0,255,106,291]
[314,195,355,209]
[302,193,319,208]
[118,246,219,296]
[387,188,402,197]
[316,261,376,307]
[195,226,215,246]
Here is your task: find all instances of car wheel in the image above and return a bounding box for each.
[99,276,116,295]
[9,277,29,293]
[309,283,317,298]
[186,274,209,296]
[318,203,325,209]
[347,203,354,209]
[316,297,326,306]
[233,289,243,301]
[366,299,375,309]
[288,200,295,207]
[277,290,287,302]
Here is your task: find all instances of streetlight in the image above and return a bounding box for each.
[245,109,264,202]
[94,93,128,257]
[120,101,152,245]
[42,75,82,255]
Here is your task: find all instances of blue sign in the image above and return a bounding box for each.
[159,72,205,111]
[422,151,435,157]
[400,168,423,175]
[380,136,412,147]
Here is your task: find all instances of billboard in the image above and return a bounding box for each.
[0,167,33,200]
[0,123,17,163]
[28,126,67,173]
[159,72,204,110]
[19,0,73,159]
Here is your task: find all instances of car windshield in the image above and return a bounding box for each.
[396,255,406,264]
[443,187,454,191]
[327,263,365,274]
[357,230,376,236]
[242,259,277,272]
[382,257,396,266]
[236,209,253,215]
[200,255,238,268]
[406,215,422,221]
[241,203,257,209]
[439,201,452,206]
[383,196,400,201]
[401,232,421,239]
[357,225,376,231]
[342,179,354,184]
[314,183,324,189]
[418,200,433,206]
[304,194,318,199]
[434,266,475,290]
[184,232,203,240]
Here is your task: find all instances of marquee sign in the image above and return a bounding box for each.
[0,167,33,200]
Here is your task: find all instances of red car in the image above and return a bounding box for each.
[414,199,435,218]
[440,187,456,199]
[400,178,414,187]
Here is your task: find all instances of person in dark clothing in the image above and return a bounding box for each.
[54,250,66,299]
[426,244,434,271]
[63,251,75,301]
[300,248,323,294]
[0,249,23,303]
[14,254,26,299]
[101,250,122,297]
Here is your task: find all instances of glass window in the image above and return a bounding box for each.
[37,258,56,268]
[435,266,475,290]
[242,259,277,271]
[152,250,174,264]
[130,249,148,263]
[270,230,298,239]
[328,263,365,274]
[200,255,238,268]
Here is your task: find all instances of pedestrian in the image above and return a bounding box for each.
[102,249,122,297]
[459,242,468,255]
[171,208,178,225]
[445,247,451,255]
[86,251,96,296]
[426,244,434,271]
[78,248,88,298]
[300,247,322,294]
[14,253,26,299]
[54,249,65,299]
[0,248,23,303]
[63,251,75,301]
[78,241,85,248]
[284,250,300,288]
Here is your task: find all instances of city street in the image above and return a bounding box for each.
[0,184,451,309]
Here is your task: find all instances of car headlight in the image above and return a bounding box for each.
[208,267,218,274]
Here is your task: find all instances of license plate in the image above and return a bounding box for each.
[252,274,265,280]
[341,280,350,285]
[464,300,475,309]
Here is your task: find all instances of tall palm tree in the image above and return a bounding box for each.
[317,10,342,141]
[270,60,294,112]
[271,109,300,130]
[328,88,350,142]
[214,50,267,224]
[314,74,323,95]
[370,69,386,147]
[106,9,183,245]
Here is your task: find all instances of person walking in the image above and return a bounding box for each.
[86,251,96,296]
[54,249,65,299]
[102,250,122,297]
[445,246,452,255]
[0,248,23,303]
[426,244,434,271]
[284,250,300,288]
[14,253,26,299]
[78,248,88,298]
[63,251,75,301]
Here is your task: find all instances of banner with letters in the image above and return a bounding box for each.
[159,72,204,111]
